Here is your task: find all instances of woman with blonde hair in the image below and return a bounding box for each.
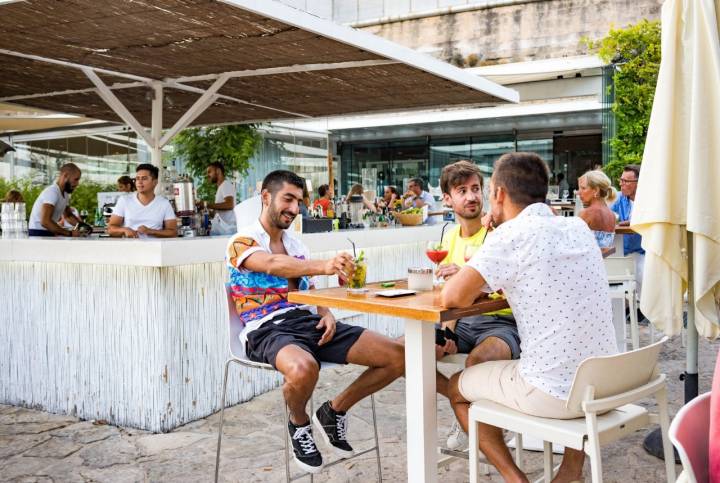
[577,169,617,248]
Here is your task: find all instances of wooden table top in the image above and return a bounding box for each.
[288,280,509,323]
[615,226,636,235]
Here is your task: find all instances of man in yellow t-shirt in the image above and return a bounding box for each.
[435,160,520,450]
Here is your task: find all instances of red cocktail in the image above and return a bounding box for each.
[426,249,448,264]
[426,241,448,286]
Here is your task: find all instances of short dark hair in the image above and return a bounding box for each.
[440,160,483,194]
[136,163,159,179]
[386,185,399,196]
[208,161,225,175]
[492,152,549,207]
[317,184,329,197]
[557,173,565,182]
[59,163,80,175]
[409,177,424,190]
[623,164,640,179]
[262,169,304,195]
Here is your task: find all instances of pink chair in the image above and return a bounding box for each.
[669,392,711,483]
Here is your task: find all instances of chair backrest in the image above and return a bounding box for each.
[234,195,262,231]
[669,392,711,483]
[604,256,635,281]
[565,337,666,413]
[225,284,246,359]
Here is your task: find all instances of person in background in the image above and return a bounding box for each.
[3,190,23,203]
[346,184,377,213]
[402,177,434,209]
[379,185,399,210]
[403,177,436,224]
[300,181,311,218]
[107,164,177,239]
[557,172,570,197]
[611,164,645,296]
[312,184,332,216]
[434,160,521,451]
[28,163,82,237]
[442,152,617,483]
[577,170,617,248]
[227,170,404,474]
[198,161,236,233]
[117,175,135,193]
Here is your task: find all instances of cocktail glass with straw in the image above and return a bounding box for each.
[346,237,367,293]
[425,223,450,286]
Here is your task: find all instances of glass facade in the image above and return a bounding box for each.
[2,130,152,186]
[339,132,565,196]
[236,133,328,200]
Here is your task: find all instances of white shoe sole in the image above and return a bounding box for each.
[312,413,355,459]
[291,453,324,474]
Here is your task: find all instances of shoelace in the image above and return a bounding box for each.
[336,413,348,441]
[292,425,318,455]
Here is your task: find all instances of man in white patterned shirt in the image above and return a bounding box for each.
[442,152,617,483]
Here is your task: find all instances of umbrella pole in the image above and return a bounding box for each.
[684,231,699,401]
[643,230,696,462]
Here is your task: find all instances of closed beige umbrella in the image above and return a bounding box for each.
[631,0,720,459]
[632,0,720,340]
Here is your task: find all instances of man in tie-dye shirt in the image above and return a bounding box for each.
[225,170,404,475]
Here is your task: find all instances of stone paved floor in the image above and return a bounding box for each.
[1,327,717,482]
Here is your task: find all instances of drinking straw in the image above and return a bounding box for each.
[347,237,357,258]
[440,222,449,246]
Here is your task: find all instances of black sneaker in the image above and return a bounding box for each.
[288,420,323,473]
[312,401,354,458]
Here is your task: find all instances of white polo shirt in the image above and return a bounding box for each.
[29,183,69,230]
[467,202,617,399]
[112,193,176,238]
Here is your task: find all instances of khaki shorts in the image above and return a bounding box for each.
[458,359,583,420]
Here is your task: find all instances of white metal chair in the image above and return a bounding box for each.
[669,391,711,483]
[467,337,676,483]
[214,285,382,482]
[605,256,643,349]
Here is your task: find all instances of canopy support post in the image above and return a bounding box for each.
[82,68,153,147]
[159,74,230,148]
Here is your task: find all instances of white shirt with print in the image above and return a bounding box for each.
[467,202,617,399]
[112,193,176,238]
[226,220,318,352]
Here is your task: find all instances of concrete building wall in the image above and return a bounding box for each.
[360,0,662,65]
[279,0,662,66]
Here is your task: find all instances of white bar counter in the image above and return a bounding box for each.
[0,224,445,432]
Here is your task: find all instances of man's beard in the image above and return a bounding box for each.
[455,202,481,220]
[269,202,296,229]
[63,181,75,194]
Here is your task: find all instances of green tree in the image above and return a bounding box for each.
[173,125,262,200]
[69,180,116,215]
[585,19,661,184]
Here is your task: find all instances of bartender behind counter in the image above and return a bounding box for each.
[28,163,83,237]
[197,161,236,234]
[107,164,177,239]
